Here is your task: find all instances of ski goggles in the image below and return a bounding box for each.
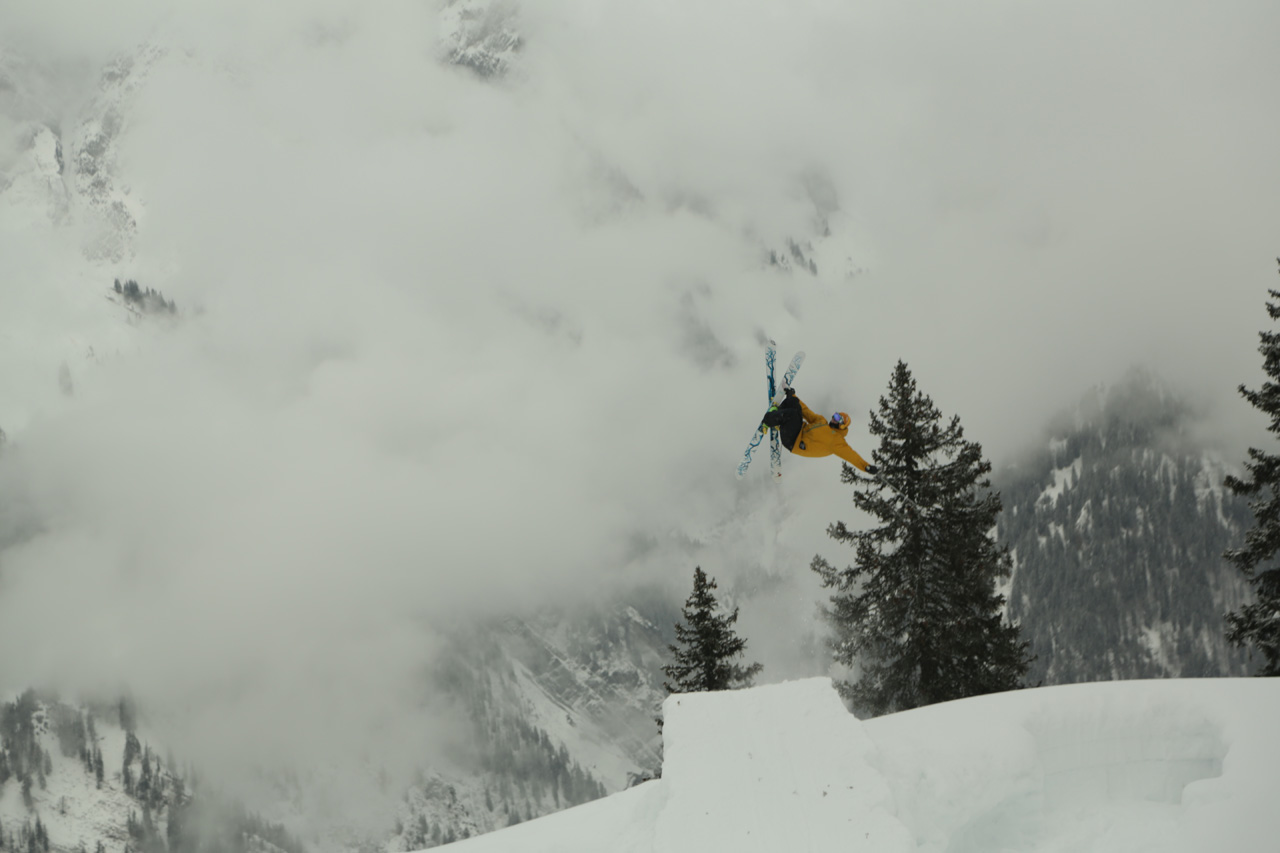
[830,413,845,425]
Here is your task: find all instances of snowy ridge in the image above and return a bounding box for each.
[506,659,638,791]
[439,0,522,78]
[494,604,675,779]
[0,42,161,258]
[69,46,165,262]
[444,677,1279,853]
[0,124,68,230]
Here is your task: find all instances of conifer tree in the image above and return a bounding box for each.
[812,360,1031,715]
[662,567,762,694]
[1224,266,1280,675]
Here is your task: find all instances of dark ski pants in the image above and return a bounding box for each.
[762,396,802,451]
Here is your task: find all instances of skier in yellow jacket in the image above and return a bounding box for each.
[761,388,878,474]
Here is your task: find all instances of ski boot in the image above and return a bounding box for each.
[759,405,780,433]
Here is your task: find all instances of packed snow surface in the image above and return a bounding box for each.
[443,677,1279,852]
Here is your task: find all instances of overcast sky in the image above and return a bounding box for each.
[2,0,1279,832]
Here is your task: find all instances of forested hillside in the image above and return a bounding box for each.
[997,373,1255,684]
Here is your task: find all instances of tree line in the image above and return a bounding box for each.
[112,279,177,316]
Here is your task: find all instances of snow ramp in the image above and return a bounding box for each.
[445,676,1279,853]
[654,678,909,851]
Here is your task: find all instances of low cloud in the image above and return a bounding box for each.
[2,0,1278,831]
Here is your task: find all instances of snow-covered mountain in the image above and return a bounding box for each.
[996,371,1255,683]
[443,676,1280,852]
[439,0,522,79]
[0,40,156,260]
[381,598,678,846]
[0,598,670,853]
[0,690,302,853]
[4,2,1279,852]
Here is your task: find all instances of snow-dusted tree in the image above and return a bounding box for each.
[1224,267,1280,676]
[662,567,762,694]
[813,360,1032,715]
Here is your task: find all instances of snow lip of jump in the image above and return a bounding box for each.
[444,676,1280,853]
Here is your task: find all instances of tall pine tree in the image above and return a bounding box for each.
[1223,265,1280,675]
[662,567,762,694]
[812,360,1031,715]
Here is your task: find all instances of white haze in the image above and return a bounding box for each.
[1,0,1278,836]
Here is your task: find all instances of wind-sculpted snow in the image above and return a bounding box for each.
[444,677,1278,852]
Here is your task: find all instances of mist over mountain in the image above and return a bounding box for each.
[2,0,1279,850]
[996,371,1255,684]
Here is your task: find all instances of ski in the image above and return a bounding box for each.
[738,342,805,479]
[737,428,767,479]
[769,350,805,478]
[737,340,777,478]
[780,351,805,396]
[767,344,781,478]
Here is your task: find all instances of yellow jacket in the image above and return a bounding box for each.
[790,398,871,472]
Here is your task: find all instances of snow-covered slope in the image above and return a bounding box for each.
[444,677,1279,853]
[0,692,301,853]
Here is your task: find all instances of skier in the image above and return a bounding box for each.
[761,388,878,474]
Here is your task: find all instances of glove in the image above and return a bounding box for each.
[864,464,879,476]
[783,387,797,398]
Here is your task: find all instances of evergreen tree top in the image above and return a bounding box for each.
[662,567,762,695]
[814,360,1030,715]
[1223,265,1280,676]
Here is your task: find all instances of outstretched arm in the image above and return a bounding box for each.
[835,443,871,472]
